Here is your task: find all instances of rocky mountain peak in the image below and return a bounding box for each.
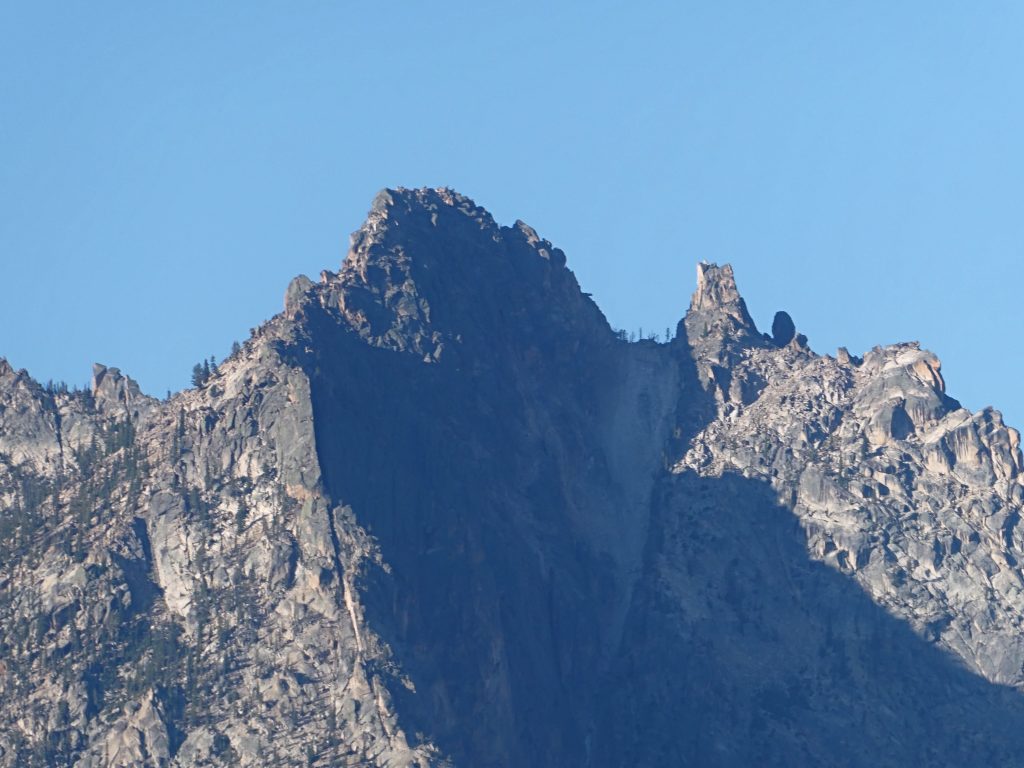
[692,262,744,312]
[6,192,1024,768]
[686,261,759,337]
[683,261,765,370]
[368,185,495,221]
[347,187,501,266]
[344,187,568,277]
[294,188,604,364]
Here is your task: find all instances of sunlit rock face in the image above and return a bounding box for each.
[3,188,1024,767]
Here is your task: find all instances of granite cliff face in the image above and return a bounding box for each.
[3,188,1024,766]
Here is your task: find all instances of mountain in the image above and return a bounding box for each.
[3,187,1024,766]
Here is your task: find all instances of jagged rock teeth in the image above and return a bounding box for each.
[684,261,763,349]
[690,262,753,320]
[3,191,1024,767]
[283,274,314,317]
[91,364,152,416]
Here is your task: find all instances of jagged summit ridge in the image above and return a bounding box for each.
[2,190,1024,767]
[347,186,568,272]
[291,191,782,366]
[281,187,604,364]
[364,186,498,229]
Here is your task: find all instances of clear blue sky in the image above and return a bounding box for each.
[2,3,1023,425]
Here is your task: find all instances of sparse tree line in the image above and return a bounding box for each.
[43,380,89,397]
[35,339,248,404]
[190,341,243,389]
[0,416,147,566]
[613,326,675,343]
[0,403,260,764]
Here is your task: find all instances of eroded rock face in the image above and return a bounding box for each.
[3,187,1024,766]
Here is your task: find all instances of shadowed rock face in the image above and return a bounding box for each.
[771,310,796,346]
[3,187,1024,766]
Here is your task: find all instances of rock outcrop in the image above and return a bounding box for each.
[2,187,1024,766]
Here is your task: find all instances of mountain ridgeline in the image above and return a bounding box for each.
[3,188,1024,766]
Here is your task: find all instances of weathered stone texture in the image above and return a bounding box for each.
[3,189,1024,766]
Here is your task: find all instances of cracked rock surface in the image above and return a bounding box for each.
[3,188,1024,766]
